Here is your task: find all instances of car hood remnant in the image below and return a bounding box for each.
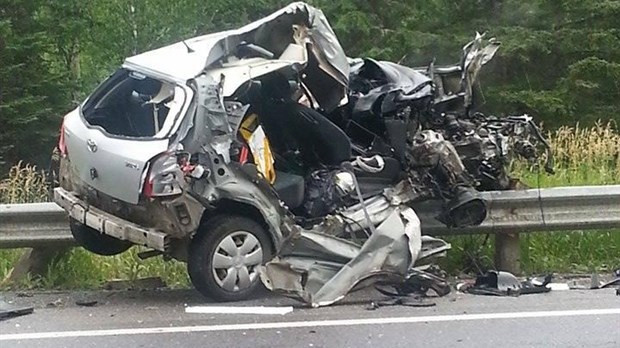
[348,58,434,125]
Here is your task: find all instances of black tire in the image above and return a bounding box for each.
[70,219,132,256]
[188,214,273,302]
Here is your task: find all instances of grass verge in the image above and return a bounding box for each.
[1,247,189,290]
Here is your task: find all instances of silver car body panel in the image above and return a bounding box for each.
[63,107,169,204]
[461,32,501,107]
[261,207,420,307]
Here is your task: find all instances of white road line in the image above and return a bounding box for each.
[185,305,294,315]
[1,308,619,341]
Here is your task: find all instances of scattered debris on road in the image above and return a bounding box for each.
[366,297,436,310]
[75,300,98,307]
[591,275,620,290]
[46,298,64,308]
[566,271,620,290]
[457,271,552,296]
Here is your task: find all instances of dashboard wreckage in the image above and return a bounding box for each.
[52,2,553,307]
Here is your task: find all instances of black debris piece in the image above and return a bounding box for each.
[366,302,380,310]
[75,300,98,307]
[376,269,451,298]
[15,292,33,298]
[521,274,553,295]
[0,299,34,321]
[366,296,436,310]
[368,269,448,309]
[460,271,552,296]
[379,297,436,308]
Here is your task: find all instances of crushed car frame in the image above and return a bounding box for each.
[52,2,552,306]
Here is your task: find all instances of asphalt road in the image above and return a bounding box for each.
[1,286,618,348]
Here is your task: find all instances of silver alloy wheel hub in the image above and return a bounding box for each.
[212,231,263,292]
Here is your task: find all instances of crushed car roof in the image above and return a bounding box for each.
[123,2,349,83]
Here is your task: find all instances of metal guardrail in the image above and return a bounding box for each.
[415,185,620,235]
[1,185,619,249]
[0,203,75,248]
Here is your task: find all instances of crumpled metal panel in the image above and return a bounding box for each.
[461,32,501,107]
[304,4,350,86]
[124,2,349,89]
[260,207,423,307]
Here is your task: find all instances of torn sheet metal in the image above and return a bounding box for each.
[461,33,500,108]
[349,58,434,119]
[459,271,552,296]
[260,207,450,307]
[374,266,452,302]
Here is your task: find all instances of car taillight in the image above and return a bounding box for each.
[141,152,186,199]
[142,151,209,199]
[58,120,67,156]
[142,176,154,198]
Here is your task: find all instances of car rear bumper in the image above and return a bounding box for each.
[54,187,168,251]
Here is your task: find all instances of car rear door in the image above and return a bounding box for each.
[62,108,169,205]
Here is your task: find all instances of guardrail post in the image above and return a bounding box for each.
[494,232,521,274]
[2,247,70,284]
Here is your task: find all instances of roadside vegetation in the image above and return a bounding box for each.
[1,123,618,289]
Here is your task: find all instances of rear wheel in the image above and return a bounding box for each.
[70,219,132,256]
[188,215,273,301]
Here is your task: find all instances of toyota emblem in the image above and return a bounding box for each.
[86,139,97,152]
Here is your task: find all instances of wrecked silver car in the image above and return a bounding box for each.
[52,2,552,306]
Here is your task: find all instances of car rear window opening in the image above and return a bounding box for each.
[82,70,184,137]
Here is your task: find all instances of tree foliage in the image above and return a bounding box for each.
[1,0,619,169]
[0,0,71,167]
